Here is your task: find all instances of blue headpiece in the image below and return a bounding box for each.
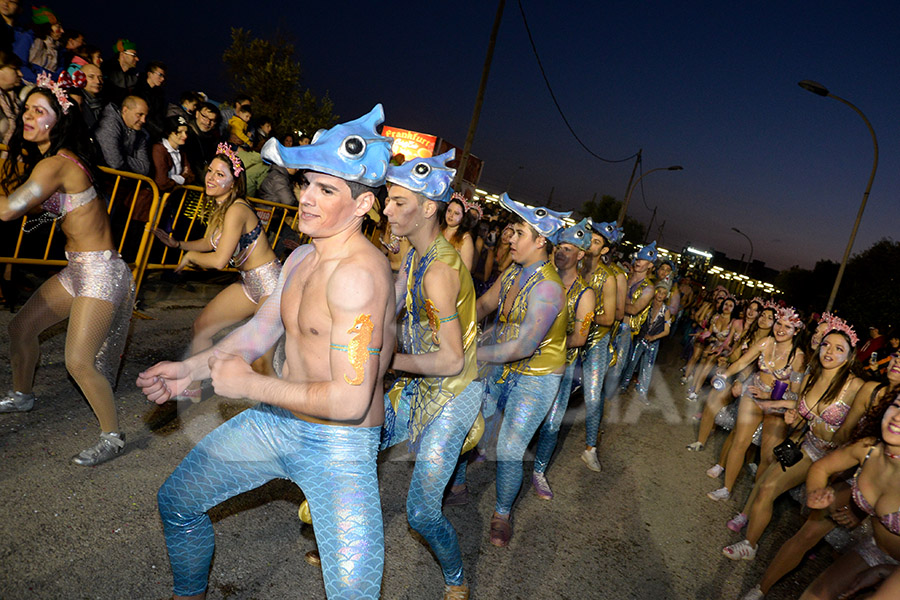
[557,218,593,251]
[637,241,658,262]
[385,149,456,202]
[498,193,570,244]
[260,104,392,187]
[589,219,624,244]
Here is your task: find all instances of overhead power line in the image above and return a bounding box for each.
[517,0,639,163]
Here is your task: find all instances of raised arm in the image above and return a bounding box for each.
[0,157,63,221]
[477,279,563,364]
[392,261,465,377]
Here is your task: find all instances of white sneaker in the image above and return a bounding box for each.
[687,390,699,401]
[686,441,704,452]
[723,539,757,561]
[706,464,724,478]
[740,585,765,600]
[581,448,602,472]
[707,486,730,501]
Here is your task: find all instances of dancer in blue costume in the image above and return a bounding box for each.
[620,279,673,402]
[136,105,396,600]
[604,241,656,399]
[380,150,481,600]
[532,219,596,499]
[449,193,569,547]
[579,220,622,471]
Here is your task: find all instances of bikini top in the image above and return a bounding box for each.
[851,446,900,535]
[41,153,97,218]
[797,380,852,433]
[710,315,730,339]
[757,347,793,380]
[209,203,262,269]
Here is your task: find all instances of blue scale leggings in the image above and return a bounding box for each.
[401,381,483,585]
[157,403,383,599]
[620,338,660,396]
[582,332,611,448]
[453,372,561,515]
[534,359,577,474]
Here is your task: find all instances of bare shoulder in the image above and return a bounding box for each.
[532,278,565,306]
[327,244,392,312]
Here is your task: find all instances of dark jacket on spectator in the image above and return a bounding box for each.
[102,62,139,106]
[134,79,167,142]
[95,103,151,175]
[81,90,105,133]
[259,165,298,206]
[183,121,220,176]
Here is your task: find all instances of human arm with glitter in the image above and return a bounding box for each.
[567,287,596,349]
[175,202,254,271]
[206,257,392,423]
[477,279,564,364]
[0,155,66,220]
[136,245,313,402]
[392,260,465,377]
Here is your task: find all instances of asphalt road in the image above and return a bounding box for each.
[0,272,834,599]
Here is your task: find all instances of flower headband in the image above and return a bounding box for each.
[35,71,85,115]
[216,143,244,177]
[821,313,859,347]
[463,199,483,220]
[776,306,804,330]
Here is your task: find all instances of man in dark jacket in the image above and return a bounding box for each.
[95,96,151,175]
[102,39,139,105]
[78,63,105,132]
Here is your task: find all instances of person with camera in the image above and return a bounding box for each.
[706,307,807,503]
[796,390,900,599]
[721,317,864,561]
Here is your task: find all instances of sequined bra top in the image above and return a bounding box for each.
[209,203,262,269]
[798,380,853,433]
[41,153,97,217]
[757,346,793,381]
[851,446,900,535]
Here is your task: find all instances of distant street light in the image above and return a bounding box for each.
[799,80,879,313]
[731,227,753,277]
[617,165,683,227]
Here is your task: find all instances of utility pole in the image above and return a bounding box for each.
[454,0,506,189]
[616,148,642,225]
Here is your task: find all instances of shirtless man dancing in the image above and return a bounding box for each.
[136,105,395,600]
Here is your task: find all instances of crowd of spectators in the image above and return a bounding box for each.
[0,2,306,218]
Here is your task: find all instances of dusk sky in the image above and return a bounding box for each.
[61,1,899,271]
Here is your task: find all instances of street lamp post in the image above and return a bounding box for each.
[799,80,879,313]
[616,165,683,227]
[731,227,753,276]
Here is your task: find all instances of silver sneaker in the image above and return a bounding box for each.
[581,448,602,472]
[72,432,125,466]
[0,390,35,412]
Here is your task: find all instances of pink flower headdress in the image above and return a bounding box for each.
[35,71,86,115]
[463,199,483,220]
[822,314,859,347]
[776,306,804,330]
[216,143,244,177]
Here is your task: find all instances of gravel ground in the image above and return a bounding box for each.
[0,272,839,599]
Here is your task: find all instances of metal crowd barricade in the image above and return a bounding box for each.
[0,161,161,298]
[138,185,301,277]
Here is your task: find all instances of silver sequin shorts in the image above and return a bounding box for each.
[58,249,133,305]
[240,259,281,304]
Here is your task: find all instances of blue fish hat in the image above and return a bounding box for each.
[260,104,392,187]
[557,218,593,251]
[589,219,624,244]
[499,193,570,244]
[637,241,658,262]
[385,149,456,202]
